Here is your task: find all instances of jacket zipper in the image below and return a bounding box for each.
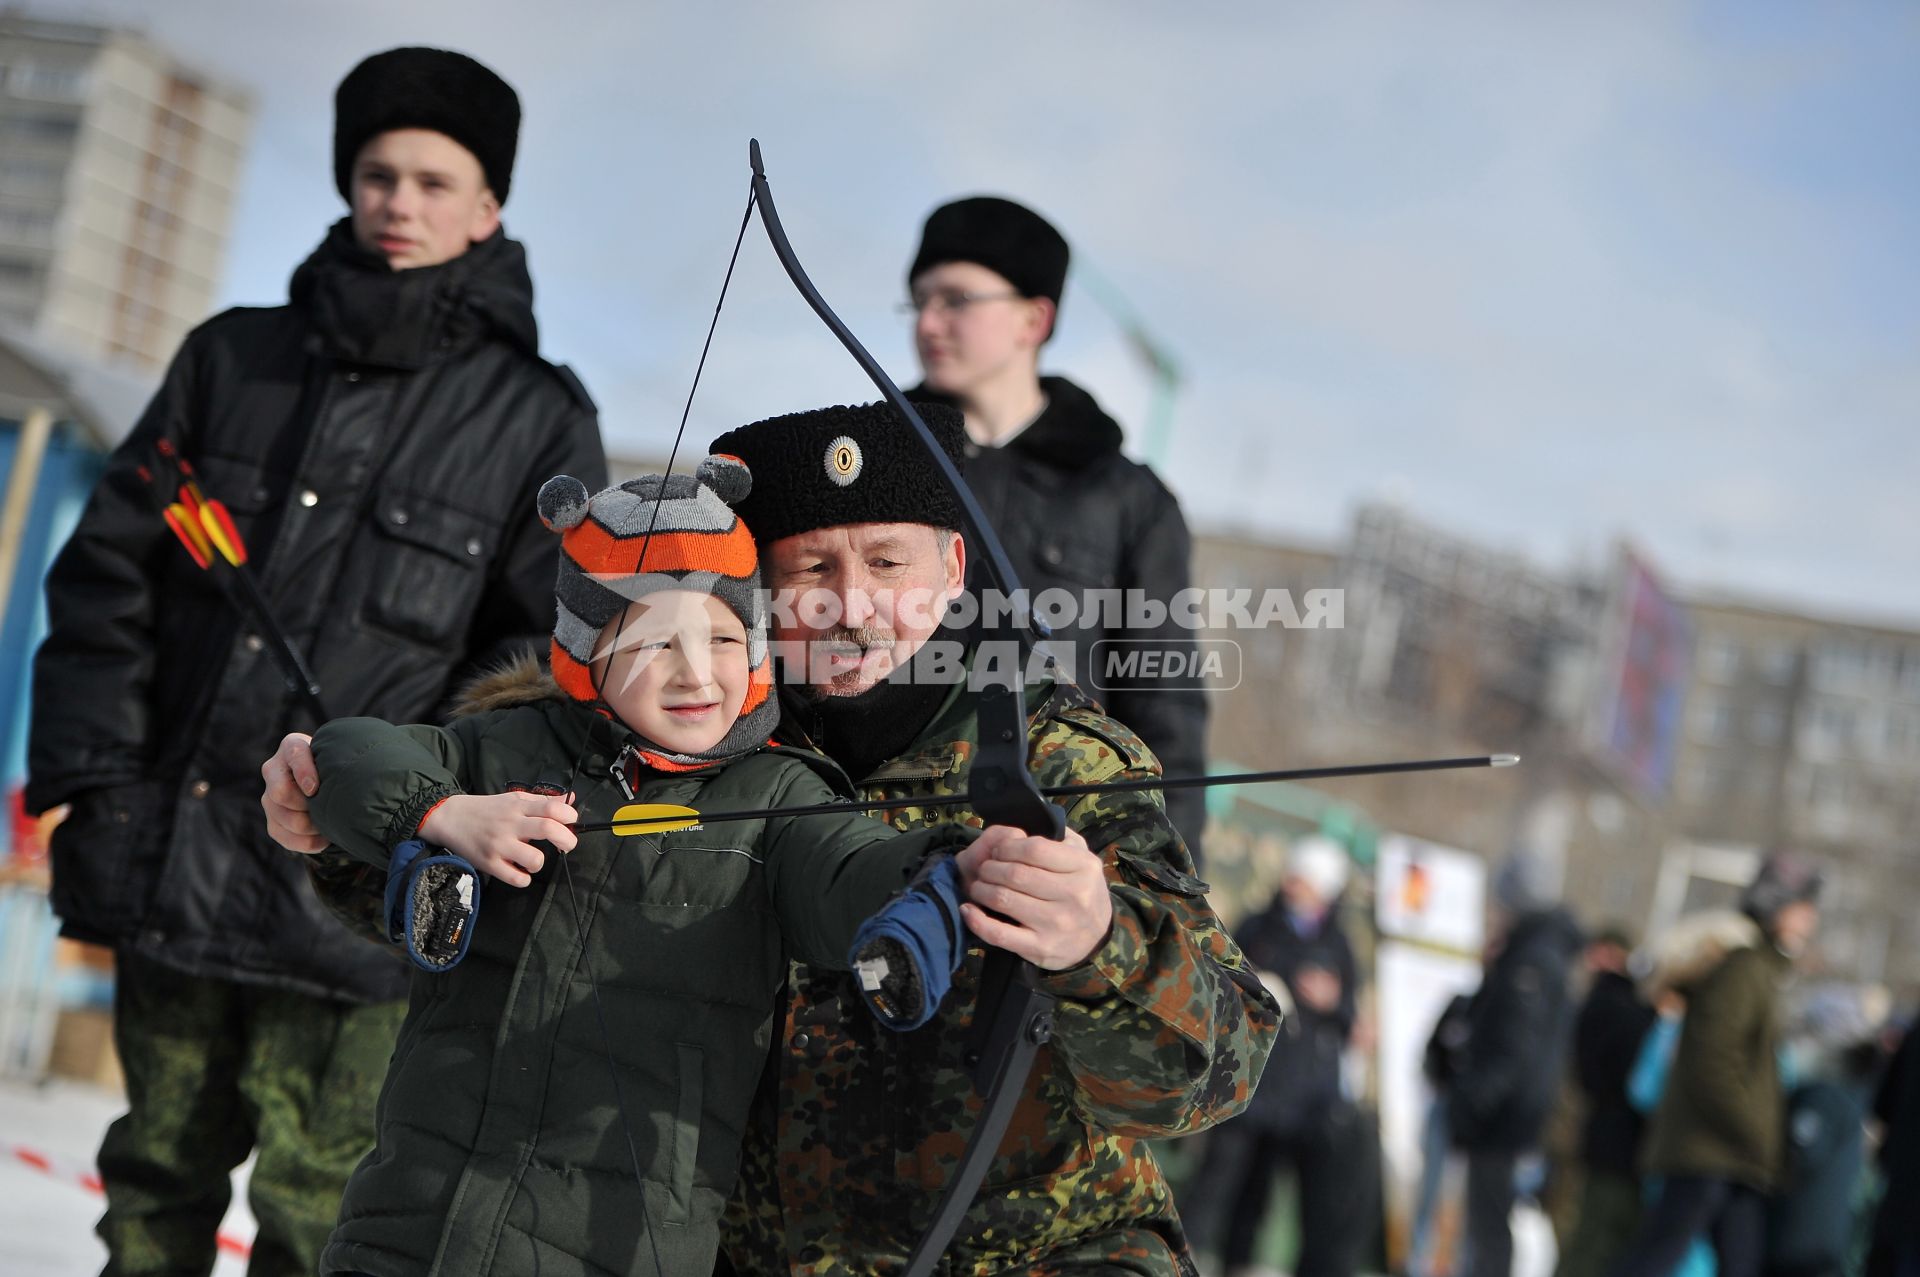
[609,743,638,801]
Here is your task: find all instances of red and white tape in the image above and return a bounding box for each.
[7,1142,252,1259]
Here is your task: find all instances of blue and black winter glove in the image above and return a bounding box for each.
[385,839,482,973]
[848,854,969,1031]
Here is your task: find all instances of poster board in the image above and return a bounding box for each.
[1373,833,1486,1274]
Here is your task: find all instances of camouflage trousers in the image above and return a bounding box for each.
[97,952,405,1277]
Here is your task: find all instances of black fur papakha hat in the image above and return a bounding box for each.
[709,402,967,546]
[334,47,520,204]
[908,196,1070,308]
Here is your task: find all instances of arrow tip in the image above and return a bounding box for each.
[1491,754,1521,767]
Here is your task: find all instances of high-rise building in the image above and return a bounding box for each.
[0,13,251,370]
[1672,596,1920,985]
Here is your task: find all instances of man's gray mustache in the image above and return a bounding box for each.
[812,627,896,654]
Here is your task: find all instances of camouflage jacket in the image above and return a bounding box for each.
[722,669,1281,1276]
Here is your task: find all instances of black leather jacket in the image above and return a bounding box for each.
[912,375,1210,861]
[1449,908,1584,1151]
[27,221,606,1002]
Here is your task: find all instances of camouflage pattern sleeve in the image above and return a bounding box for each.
[298,713,490,955]
[304,848,398,950]
[1031,703,1282,1137]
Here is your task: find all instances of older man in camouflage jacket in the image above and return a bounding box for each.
[707,402,1277,1277]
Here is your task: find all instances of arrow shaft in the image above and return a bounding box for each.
[223,558,327,720]
[576,754,1513,834]
[228,570,317,684]
[1043,755,1512,798]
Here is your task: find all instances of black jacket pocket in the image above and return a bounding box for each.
[48,780,176,944]
[360,493,493,647]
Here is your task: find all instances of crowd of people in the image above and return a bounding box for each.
[18,37,1916,1277]
[1177,842,1917,1277]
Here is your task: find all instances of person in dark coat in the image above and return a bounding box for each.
[25,46,604,1275]
[1448,850,1584,1277]
[1767,987,1879,1277]
[1866,1014,1919,1277]
[1184,835,1362,1276]
[1610,853,1823,1277]
[1557,927,1659,1277]
[902,196,1210,863]
[1410,991,1476,1277]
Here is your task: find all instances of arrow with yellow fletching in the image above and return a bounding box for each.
[147,440,329,721]
[578,753,1520,837]
[163,502,214,568]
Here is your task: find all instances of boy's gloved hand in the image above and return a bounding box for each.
[385,840,483,972]
[848,855,969,1031]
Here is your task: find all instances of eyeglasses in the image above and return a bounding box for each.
[896,289,1024,317]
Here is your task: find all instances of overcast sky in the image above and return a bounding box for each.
[38,0,1920,624]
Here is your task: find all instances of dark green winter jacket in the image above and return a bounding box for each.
[303,670,974,1277]
[1643,929,1790,1191]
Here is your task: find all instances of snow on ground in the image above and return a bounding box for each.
[0,1076,253,1277]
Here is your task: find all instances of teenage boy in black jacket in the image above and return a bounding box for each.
[903,196,1210,862]
[26,46,603,1273]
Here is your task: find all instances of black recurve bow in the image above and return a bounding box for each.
[745,139,1067,1273]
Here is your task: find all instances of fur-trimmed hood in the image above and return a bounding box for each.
[1644,909,1762,999]
[450,653,565,717]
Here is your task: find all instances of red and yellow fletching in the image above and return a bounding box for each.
[164,503,212,569]
[198,500,246,567]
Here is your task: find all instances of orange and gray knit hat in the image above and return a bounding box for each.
[537,455,777,768]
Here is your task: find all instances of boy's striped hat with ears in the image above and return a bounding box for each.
[537,455,777,767]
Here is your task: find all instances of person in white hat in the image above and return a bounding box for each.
[1189,834,1366,1277]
